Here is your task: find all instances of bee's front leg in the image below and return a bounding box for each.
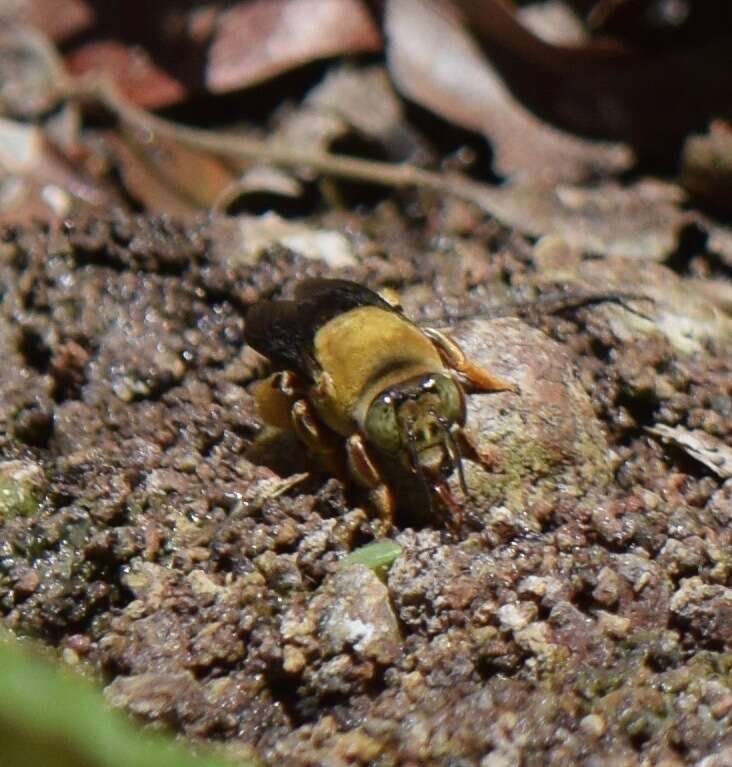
[346,434,396,532]
[423,328,519,395]
[432,481,464,530]
[453,426,500,472]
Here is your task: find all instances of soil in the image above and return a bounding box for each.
[1,204,731,766]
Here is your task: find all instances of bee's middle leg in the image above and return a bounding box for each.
[290,399,345,477]
[346,434,396,532]
[252,370,307,429]
[423,328,519,394]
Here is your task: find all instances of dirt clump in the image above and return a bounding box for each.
[1,211,731,765]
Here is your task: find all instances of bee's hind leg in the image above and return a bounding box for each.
[423,328,519,394]
[251,370,342,474]
[346,434,396,533]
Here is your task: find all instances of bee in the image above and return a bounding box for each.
[244,279,518,530]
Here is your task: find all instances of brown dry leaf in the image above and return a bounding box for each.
[66,40,187,110]
[23,0,94,43]
[305,65,426,162]
[73,69,732,262]
[269,64,426,173]
[480,177,732,265]
[236,65,423,207]
[485,178,685,259]
[687,279,732,317]
[707,225,732,270]
[99,127,237,215]
[61,0,380,108]
[271,102,349,160]
[57,0,215,109]
[100,134,197,217]
[0,27,121,222]
[0,116,119,224]
[518,0,588,45]
[210,213,358,269]
[206,0,382,93]
[455,0,732,160]
[213,165,304,212]
[647,425,732,479]
[0,24,67,119]
[528,243,732,352]
[385,0,632,181]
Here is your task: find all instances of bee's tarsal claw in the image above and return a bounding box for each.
[433,482,463,529]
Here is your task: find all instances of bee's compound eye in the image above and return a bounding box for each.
[365,394,401,454]
[432,374,465,424]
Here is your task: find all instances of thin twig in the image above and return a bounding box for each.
[509,289,655,321]
[417,289,655,326]
[71,76,502,210]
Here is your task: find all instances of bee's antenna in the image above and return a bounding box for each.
[452,434,470,499]
[437,418,469,500]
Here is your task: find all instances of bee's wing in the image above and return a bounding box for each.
[245,279,397,379]
[244,298,308,375]
[293,278,396,317]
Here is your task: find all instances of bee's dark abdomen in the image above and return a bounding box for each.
[245,279,396,378]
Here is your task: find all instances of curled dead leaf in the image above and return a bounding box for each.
[453,0,732,160]
[647,425,732,479]
[66,40,187,110]
[99,127,236,215]
[0,24,67,119]
[0,114,119,224]
[385,0,632,182]
[305,65,425,162]
[481,177,732,265]
[681,121,732,214]
[206,0,381,93]
[23,0,93,43]
[529,242,732,352]
[210,212,358,269]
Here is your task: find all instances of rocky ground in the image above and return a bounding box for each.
[1,206,731,766]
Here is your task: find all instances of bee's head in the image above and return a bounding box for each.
[364,373,466,481]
